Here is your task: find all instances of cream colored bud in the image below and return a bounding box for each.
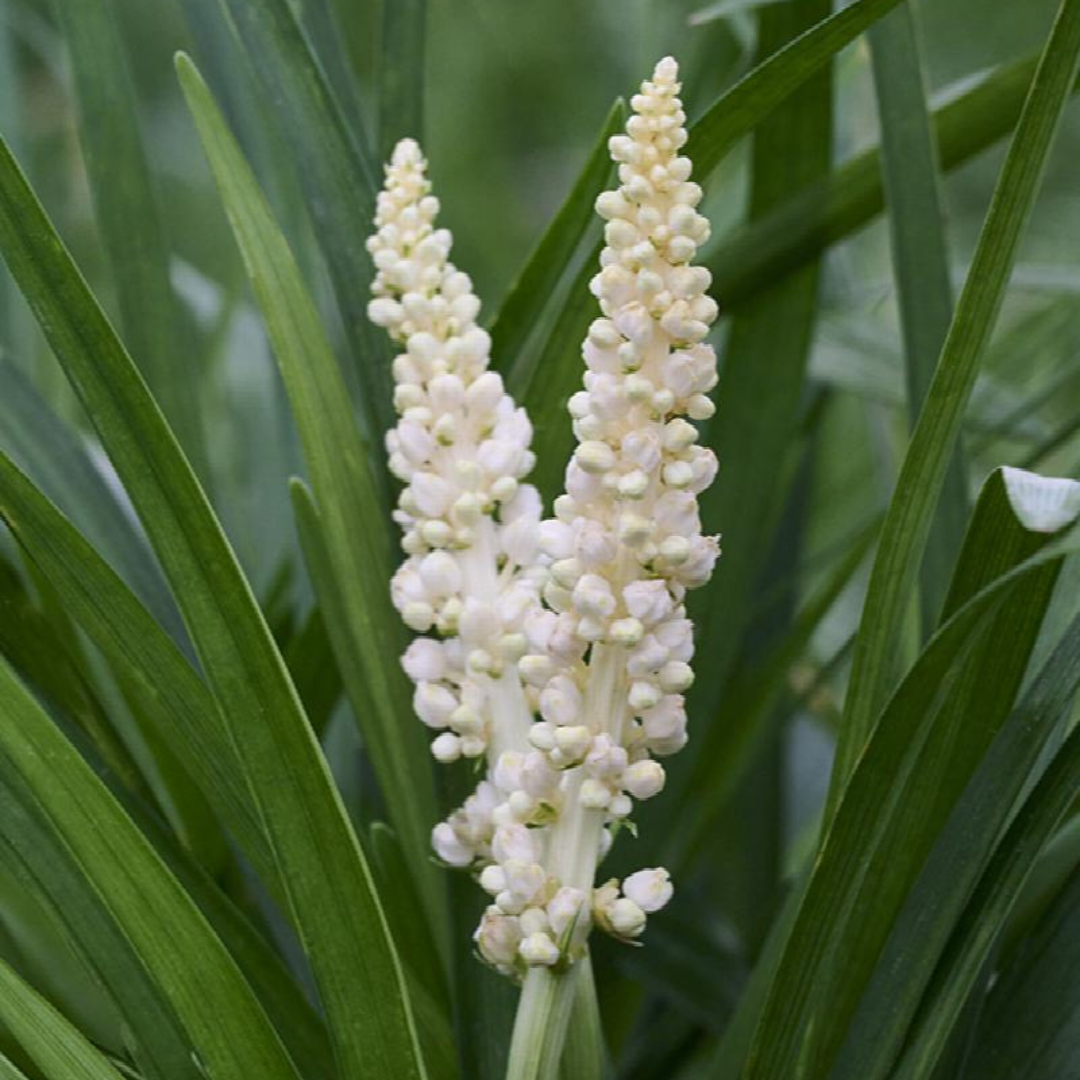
[608,898,646,937]
[622,759,665,799]
[576,440,617,475]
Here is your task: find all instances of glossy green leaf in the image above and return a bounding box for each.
[52,0,208,482]
[830,0,1080,802]
[744,468,1080,1080]
[832,600,1080,1080]
[0,958,125,1080]
[668,0,833,889]
[0,450,271,877]
[517,246,601,504]
[492,101,623,386]
[709,53,1080,306]
[0,129,425,1078]
[178,54,445,945]
[213,0,394,441]
[0,658,304,1080]
[868,2,967,632]
[963,862,1080,1079]
[895,694,1080,1080]
[685,0,903,177]
[0,1054,30,1080]
[0,359,183,646]
[379,0,426,155]
[669,517,876,872]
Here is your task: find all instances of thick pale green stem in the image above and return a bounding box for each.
[506,955,601,1080]
[507,639,627,1078]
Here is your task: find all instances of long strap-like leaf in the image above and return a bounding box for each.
[0,659,304,1080]
[177,54,447,960]
[829,0,1080,807]
[0,958,128,1080]
[0,132,426,1079]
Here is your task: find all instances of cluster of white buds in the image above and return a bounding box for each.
[514,54,719,953]
[367,56,718,979]
[368,138,543,769]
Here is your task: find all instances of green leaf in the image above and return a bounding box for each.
[0,358,183,647]
[708,52,1080,306]
[829,0,1080,804]
[213,0,394,442]
[963,862,1080,1079]
[0,473,331,1071]
[177,53,446,948]
[0,958,126,1080]
[517,245,602,505]
[895,684,1080,1079]
[743,468,1080,1080]
[669,517,876,872]
[685,0,903,177]
[831,601,1080,1080]
[379,0,426,155]
[492,0,904,379]
[0,130,426,1078]
[113,767,336,1080]
[0,1054,31,1080]
[283,604,342,738]
[868,2,967,633]
[52,0,208,482]
[0,658,305,1080]
[492,100,624,386]
[668,0,833,893]
[0,450,271,879]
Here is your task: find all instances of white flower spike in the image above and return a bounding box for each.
[368,55,719,982]
[512,53,719,961]
[368,136,542,769]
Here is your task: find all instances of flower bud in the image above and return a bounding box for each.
[622,868,673,913]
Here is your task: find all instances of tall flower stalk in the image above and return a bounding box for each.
[367,55,718,1077]
[505,55,719,1075]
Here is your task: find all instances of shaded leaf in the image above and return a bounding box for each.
[0,129,425,1079]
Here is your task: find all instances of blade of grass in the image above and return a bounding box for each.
[0,133,426,1078]
[379,0,426,155]
[489,0,905,371]
[491,101,624,385]
[894,709,1080,1079]
[709,53,1080,305]
[0,659,305,1080]
[174,0,309,251]
[669,517,876,872]
[667,0,834,860]
[962,862,1080,1079]
[868,2,967,633]
[743,469,1080,1080]
[517,244,603,505]
[283,604,342,738]
[0,489,333,1080]
[213,0,394,444]
[0,449,271,877]
[178,55,446,951]
[0,555,143,794]
[0,358,184,647]
[831,599,1080,1080]
[828,0,1080,808]
[684,0,902,176]
[0,959,126,1080]
[52,0,208,483]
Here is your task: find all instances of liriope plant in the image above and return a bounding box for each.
[366,59,719,1069]
[2,2,1080,1080]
